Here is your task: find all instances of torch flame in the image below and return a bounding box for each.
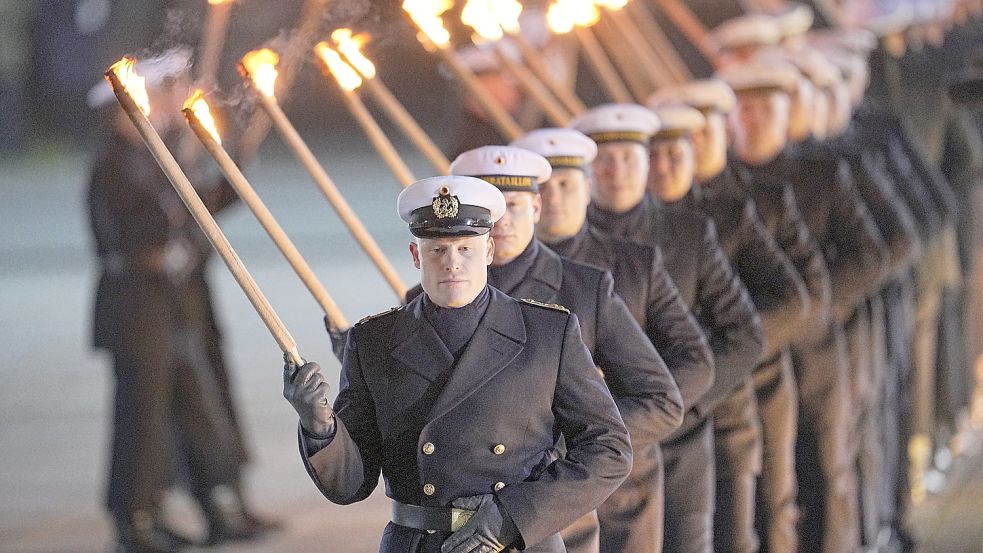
[547,0,601,33]
[108,57,152,116]
[331,29,377,79]
[402,0,454,47]
[461,0,523,41]
[208,0,235,5]
[241,48,279,98]
[184,89,222,144]
[315,42,363,91]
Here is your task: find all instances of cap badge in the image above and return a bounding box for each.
[432,188,460,219]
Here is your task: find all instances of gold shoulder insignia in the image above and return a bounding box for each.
[357,305,403,325]
[519,298,570,313]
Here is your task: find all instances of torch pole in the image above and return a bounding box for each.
[411,31,524,141]
[337,86,417,188]
[592,19,654,101]
[197,1,234,84]
[184,107,350,330]
[602,8,671,89]
[626,0,693,83]
[493,44,572,126]
[244,79,408,300]
[235,0,330,166]
[507,32,587,115]
[574,27,633,103]
[653,0,720,67]
[106,69,303,366]
[360,77,450,174]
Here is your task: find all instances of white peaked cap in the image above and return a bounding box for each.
[569,103,662,144]
[397,176,506,238]
[510,128,598,167]
[450,145,553,192]
[647,79,738,114]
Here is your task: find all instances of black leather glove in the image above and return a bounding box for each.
[440,494,519,553]
[282,358,335,439]
[323,316,350,363]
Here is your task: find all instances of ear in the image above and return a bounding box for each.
[485,235,495,265]
[409,241,421,270]
[531,193,543,224]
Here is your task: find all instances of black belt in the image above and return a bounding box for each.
[391,501,476,533]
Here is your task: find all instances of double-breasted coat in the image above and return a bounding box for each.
[549,225,715,553]
[301,287,633,553]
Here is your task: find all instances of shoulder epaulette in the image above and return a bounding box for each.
[519,298,570,313]
[356,305,403,325]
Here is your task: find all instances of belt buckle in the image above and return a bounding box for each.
[450,508,474,532]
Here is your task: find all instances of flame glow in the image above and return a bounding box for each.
[108,57,151,116]
[184,89,222,144]
[547,0,601,33]
[461,0,523,41]
[331,29,376,79]
[315,42,363,91]
[241,48,279,98]
[402,0,454,47]
[208,0,235,5]
[593,0,629,9]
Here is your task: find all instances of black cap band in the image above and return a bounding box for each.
[408,203,494,238]
[587,130,651,145]
[545,155,586,170]
[476,174,538,192]
[653,128,693,141]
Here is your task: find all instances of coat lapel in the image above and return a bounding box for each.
[509,242,564,303]
[425,288,527,423]
[386,296,454,434]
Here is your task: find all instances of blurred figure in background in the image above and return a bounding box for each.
[86,51,277,553]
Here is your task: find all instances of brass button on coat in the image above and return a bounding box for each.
[422,442,435,455]
[493,481,506,492]
[493,444,506,455]
[423,483,436,496]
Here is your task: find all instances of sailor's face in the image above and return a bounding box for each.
[537,168,591,243]
[490,191,541,266]
[590,142,649,213]
[732,91,790,165]
[788,78,815,142]
[693,111,728,179]
[411,234,494,308]
[648,137,696,203]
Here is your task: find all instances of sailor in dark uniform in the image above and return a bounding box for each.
[286,176,633,553]
[719,60,890,553]
[87,51,276,553]
[574,103,766,553]
[434,145,686,553]
[647,90,811,553]
[511,128,716,553]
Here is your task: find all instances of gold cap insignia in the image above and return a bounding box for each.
[432,189,460,219]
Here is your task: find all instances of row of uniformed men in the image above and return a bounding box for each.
[285,11,976,553]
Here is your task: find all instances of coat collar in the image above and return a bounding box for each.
[506,240,564,303]
[425,286,526,423]
[390,294,454,383]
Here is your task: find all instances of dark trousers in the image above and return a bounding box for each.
[844,303,882,549]
[879,278,917,542]
[713,380,762,553]
[595,444,664,553]
[751,351,799,553]
[790,324,860,553]
[663,419,715,553]
[106,279,246,516]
